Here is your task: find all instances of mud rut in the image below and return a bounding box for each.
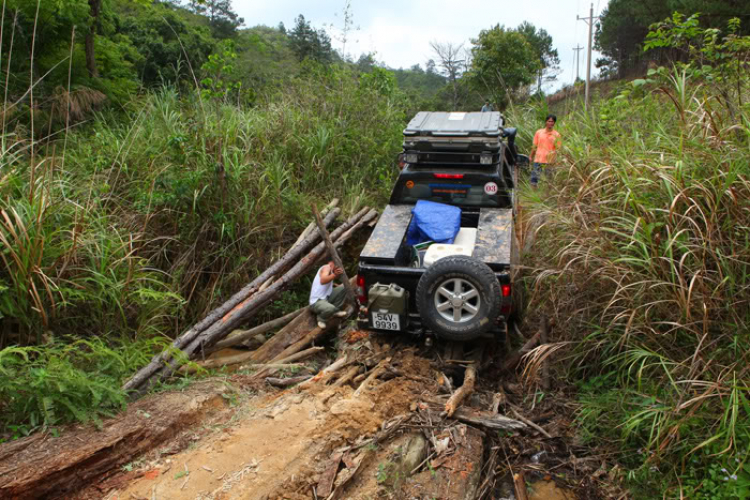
[0,317,622,500]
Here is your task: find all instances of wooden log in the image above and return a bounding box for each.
[249,342,327,381]
[179,346,323,374]
[451,408,527,431]
[209,308,305,352]
[265,346,323,367]
[259,278,352,367]
[299,356,349,389]
[0,389,225,499]
[444,361,477,417]
[265,375,313,388]
[312,203,356,308]
[122,207,340,392]
[127,208,373,396]
[354,357,391,396]
[332,365,363,387]
[245,309,315,363]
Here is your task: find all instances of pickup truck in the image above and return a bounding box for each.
[355,111,524,341]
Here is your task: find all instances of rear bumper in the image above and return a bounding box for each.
[357,311,507,337]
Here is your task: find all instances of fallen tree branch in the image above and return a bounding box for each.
[299,356,349,389]
[510,407,553,439]
[265,375,313,388]
[354,357,391,397]
[451,408,527,431]
[332,365,363,387]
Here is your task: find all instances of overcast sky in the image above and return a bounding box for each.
[232,0,610,93]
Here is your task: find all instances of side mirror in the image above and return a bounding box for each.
[516,154,530,166]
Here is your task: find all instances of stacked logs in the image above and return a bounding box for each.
[122,202,378,397]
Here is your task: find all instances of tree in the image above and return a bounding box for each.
[188,0,243,39]
[516,21,560,94]
[118,1,215,87]
[468,25,541,109]
[288,15,334,64]
[595,0,749,77]
[355,53,377,73]
[86,0,103,77]
[429,41,466,110]
[3,0,141,102]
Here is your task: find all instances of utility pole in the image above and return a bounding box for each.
[577,4,599,110]
[573,44,584,83]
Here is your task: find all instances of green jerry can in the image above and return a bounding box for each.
[367,283,408,332]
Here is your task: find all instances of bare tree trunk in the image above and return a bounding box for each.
[85,0,101,78]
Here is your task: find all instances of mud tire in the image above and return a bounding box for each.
[416,256,501,341]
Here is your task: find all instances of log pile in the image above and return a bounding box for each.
[122,202,378,397]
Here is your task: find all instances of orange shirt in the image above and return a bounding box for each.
[533,128,561,164]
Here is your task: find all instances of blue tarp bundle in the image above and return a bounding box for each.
[406,200,461,246]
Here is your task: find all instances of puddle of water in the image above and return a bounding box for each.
[528,480,576,500]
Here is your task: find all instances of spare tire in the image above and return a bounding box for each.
[416,255,501,341]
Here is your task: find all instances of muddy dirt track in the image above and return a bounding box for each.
[0,322,623,500]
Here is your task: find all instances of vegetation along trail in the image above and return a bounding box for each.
[0,0,749,498]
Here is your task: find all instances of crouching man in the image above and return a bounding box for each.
[309,260,349,329]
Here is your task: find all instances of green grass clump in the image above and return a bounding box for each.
[511,56,750,496]
[0,336,168,439]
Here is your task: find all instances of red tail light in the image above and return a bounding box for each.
[502,284,511,297]
[433,173,464,179]
[357,274,367,305]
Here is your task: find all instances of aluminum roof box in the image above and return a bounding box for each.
[403,112,504,138]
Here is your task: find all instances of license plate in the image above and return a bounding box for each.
[372,312,401,331]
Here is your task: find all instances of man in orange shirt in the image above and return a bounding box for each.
[529,114,561,187]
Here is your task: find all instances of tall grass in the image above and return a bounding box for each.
[511,65,750,495]
[0,65,406,434]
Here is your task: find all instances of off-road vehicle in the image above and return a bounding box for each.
[355,111,524,341]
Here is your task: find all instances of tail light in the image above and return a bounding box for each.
[433,173,464,179]
[500,284,512,316]
[357,274,367,305]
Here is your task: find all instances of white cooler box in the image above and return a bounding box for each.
[423,228,477,267]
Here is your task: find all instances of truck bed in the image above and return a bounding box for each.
[359,204,513,269]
